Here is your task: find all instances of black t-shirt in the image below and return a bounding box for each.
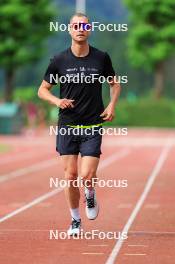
[44,45,115,125]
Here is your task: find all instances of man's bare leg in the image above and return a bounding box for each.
[60,154,81,235]
[80,156,99,186]
[80,156,100,220]
[60,155,79,209]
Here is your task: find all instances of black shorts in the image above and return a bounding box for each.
[56,125,102,158]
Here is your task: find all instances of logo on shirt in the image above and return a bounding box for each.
[66,68,78,72]
[80,67,86,72]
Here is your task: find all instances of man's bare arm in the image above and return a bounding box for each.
[38,80,74,109]
[100,77,121,121]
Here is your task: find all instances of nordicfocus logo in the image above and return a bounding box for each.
[49,230,128,240]
[49,177,128,189]
[49,73,128,84]
[49,126,128,136]
[49,22,128,32]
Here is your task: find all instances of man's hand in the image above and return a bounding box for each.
[38,80,75,109]
[55,98,75,109]
[100,102,115,121]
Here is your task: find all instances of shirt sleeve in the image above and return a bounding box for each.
[103,53,115,80]
[43,57,59,85]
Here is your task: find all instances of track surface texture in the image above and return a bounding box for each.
[0,128,174,264]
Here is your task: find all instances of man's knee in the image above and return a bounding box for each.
[81,169,96,181]
[64,169,78,181]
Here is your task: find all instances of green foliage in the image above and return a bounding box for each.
[0,0,56,69]
[13,86,37,102]
[12,87,175,127]
[107,98,175,127]
[124,0,175,70]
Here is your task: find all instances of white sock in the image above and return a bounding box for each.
[85,187,95,199]
[70,208,80,221]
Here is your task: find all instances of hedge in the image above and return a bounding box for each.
[105,98,175,127]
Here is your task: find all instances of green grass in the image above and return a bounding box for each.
[0,144,11,153]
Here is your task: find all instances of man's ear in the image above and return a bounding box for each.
[68,23,71,35]
[68,28,72,36]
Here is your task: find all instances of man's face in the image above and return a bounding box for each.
[69,16,91,43]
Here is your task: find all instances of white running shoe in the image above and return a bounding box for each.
[67,218,81,236]
[85,190,99,220]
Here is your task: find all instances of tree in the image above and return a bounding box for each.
[124,0,175,98]
[0,0,55,101]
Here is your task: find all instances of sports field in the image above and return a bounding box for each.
[0,128,174,264]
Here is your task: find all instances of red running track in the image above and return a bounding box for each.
[0,128,175,264]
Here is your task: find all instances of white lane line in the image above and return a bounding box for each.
[1,230,174,235]
[105,144,171,264]
[0,150,53,165]
[124,254,146,256]
[118,203,133,208]
[0,229,63,232]
[128,245,148,247]
[88,245,108,247]
[104,137,175,147]
[0,152,33,165]
[0,188,62,223]
[98,148,130,170]
[0,148,131,223]
[0,158,59,183]
[144,204,160,209]
[0,148,130,184]
[129,231,175,235]
[82,253,104,255]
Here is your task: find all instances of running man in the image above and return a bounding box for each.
[38,13,121,235]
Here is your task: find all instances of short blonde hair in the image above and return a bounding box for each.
[70,12,89,23]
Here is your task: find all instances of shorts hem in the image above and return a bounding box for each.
[81,153,101,158]
[58,152,79,156]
